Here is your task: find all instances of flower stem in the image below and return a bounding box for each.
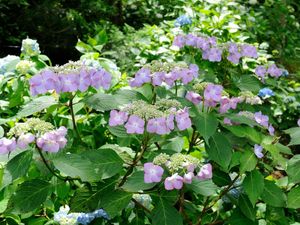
[196,175,239,225]
[69,96,81,141]
[36,146,65,181]
[118,135,149,187]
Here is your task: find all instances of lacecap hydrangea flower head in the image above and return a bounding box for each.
[129,61,199,87]
[109,99,192,135]
[144,153,213,191]
[21,38,41,57]
[29,60,112,96]
[0,118,68,154]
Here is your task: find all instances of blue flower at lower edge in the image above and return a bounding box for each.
[258,87,274,99]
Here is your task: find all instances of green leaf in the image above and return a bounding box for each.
[108,125,130,138]
[186,179,217,196]
[70,178,117,212]
[84,148,124,179]
[10,179,51,213]
[100,190,132,218]
[207,133,232,169]
[240,150,257,174]
[284,127,300,146]
[123,171,156,192]
[243,170,264,205]
[0,126,4,138]
[236,75,261,92]
[287,186,300,209]
[162,137,184,153]
[261,180,286,207]
[15,96,57,119]
[228,208,258,225]
[212,169,231,186]
[287,155,300,184]
[151,198,183,225]
[52,153,101,182]
[75,40,93,53]
[6,150,33,181]
[114,89,147,105]
[193,112,218,142]
[84,93,119,111]
[225,125,262,143]
[238,194,256,221]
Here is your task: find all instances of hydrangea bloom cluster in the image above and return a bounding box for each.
[0,55,20,75]
[129,61,199,87]
[187,84,263,114]
[54,205,109,225]
[109,99,192,134]
[15,60,35,74]
[174,15,192,27]
[173,34,258,63]
[36,126,67,153]
[0,118,67,154]
[21,38,41,56]
[258,88,274,99]
[29,60,112,96]
[255,64,283,79]
[224,111,275,136]
[144,153,213,191]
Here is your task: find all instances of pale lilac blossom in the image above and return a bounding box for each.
[164,173,184,190]
[124,115,145,134]
[144,163,164,183]
[185,91,202,105]
[254,144,264,158]
[197,163,213,180]
[109,110,128,126]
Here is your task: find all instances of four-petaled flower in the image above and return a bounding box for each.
[125,115,145,134]
[109,110,128,126]
[254,144,264,158]
[164,173,184,190]
[144,163,164,183]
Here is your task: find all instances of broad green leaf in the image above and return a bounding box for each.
[228,208,258,225]
[287,155,300,184]
[261,180,286,207]
[151,190,178,205]
[108,125,129,138]
[284,127,300,146]
[151,198,183,225]
[162,136,184,153]
[15,96,57,119]
[212,169,231,186]
[186,179,217,196]
[225,125,262,143]
[115,89,147,105]
[6,150,33,181]
[236,75,261,92]
[287,186,300,209]
[70,178,117,212]
[10,179,51,213]
[207,133,232,169]
[240,150,257,174]
[84,93,118,111]
[52,153,101,182]
[193,112,218,142]
[123,171,156,192]
[265,206,289,225]
[84,148,124,179]
[243,170,264,205]
[238,194,256,221]
[100,190,132,218]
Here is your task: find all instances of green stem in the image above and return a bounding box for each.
[196,175,239,225]
[69,96,81,141]
[118,135,149,187]
[36,146,65,181]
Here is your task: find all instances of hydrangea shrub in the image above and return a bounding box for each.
[0,15,299,225]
